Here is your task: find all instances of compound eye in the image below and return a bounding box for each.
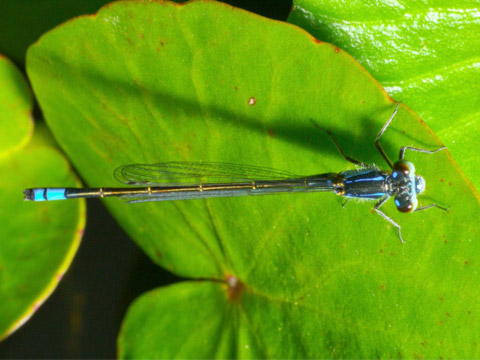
[393,160,415,176]
[415,176,426,194]
[394,194,418,213]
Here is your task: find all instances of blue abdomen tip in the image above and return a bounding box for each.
[46,188,67,201]
[30,188,67,201]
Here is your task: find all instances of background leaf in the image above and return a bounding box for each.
[26,1,479,358]
[0,0,112,65]
[289,0,480,190]
[0,56,85,340]
[0,55,33,157]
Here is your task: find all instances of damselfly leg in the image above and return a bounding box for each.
[24,102,449,244]
[374,196,404,243]
[311,120,366,167]
[374,102,401,169]
[313,102,448,242]
[375,103,447,167]
[399,146,447,161]
[375,103,449,218]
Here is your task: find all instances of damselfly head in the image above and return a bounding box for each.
[391,160,420,213]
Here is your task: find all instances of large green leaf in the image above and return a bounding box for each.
[0,56,85,340]
[289,0,480,190]
[26,1,479,358]
[0,55,32,158]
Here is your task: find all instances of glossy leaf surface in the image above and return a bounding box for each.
[289,0,480,190]
[0,56,85,340]
[26,1,480,357]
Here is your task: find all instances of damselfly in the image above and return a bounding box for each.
[24,103,447,242]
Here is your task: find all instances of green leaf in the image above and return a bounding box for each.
[288,0,480,190]
[0,56,85,340]
[26,1,480,358]
[0,55,33,158]
[119,282,241,359]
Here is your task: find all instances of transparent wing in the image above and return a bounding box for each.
[114,161,301,185]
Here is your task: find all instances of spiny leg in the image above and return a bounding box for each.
[374,102,401,169]
[415,203,449,212]
[310,120,366,166]
[399,146,447,160]
[374,196,405,243]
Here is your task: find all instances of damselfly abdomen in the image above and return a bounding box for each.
[24,103,447,242]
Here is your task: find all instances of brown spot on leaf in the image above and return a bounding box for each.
[126,37,134,46]
[267,128,275,137]
[226,274,244,301]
